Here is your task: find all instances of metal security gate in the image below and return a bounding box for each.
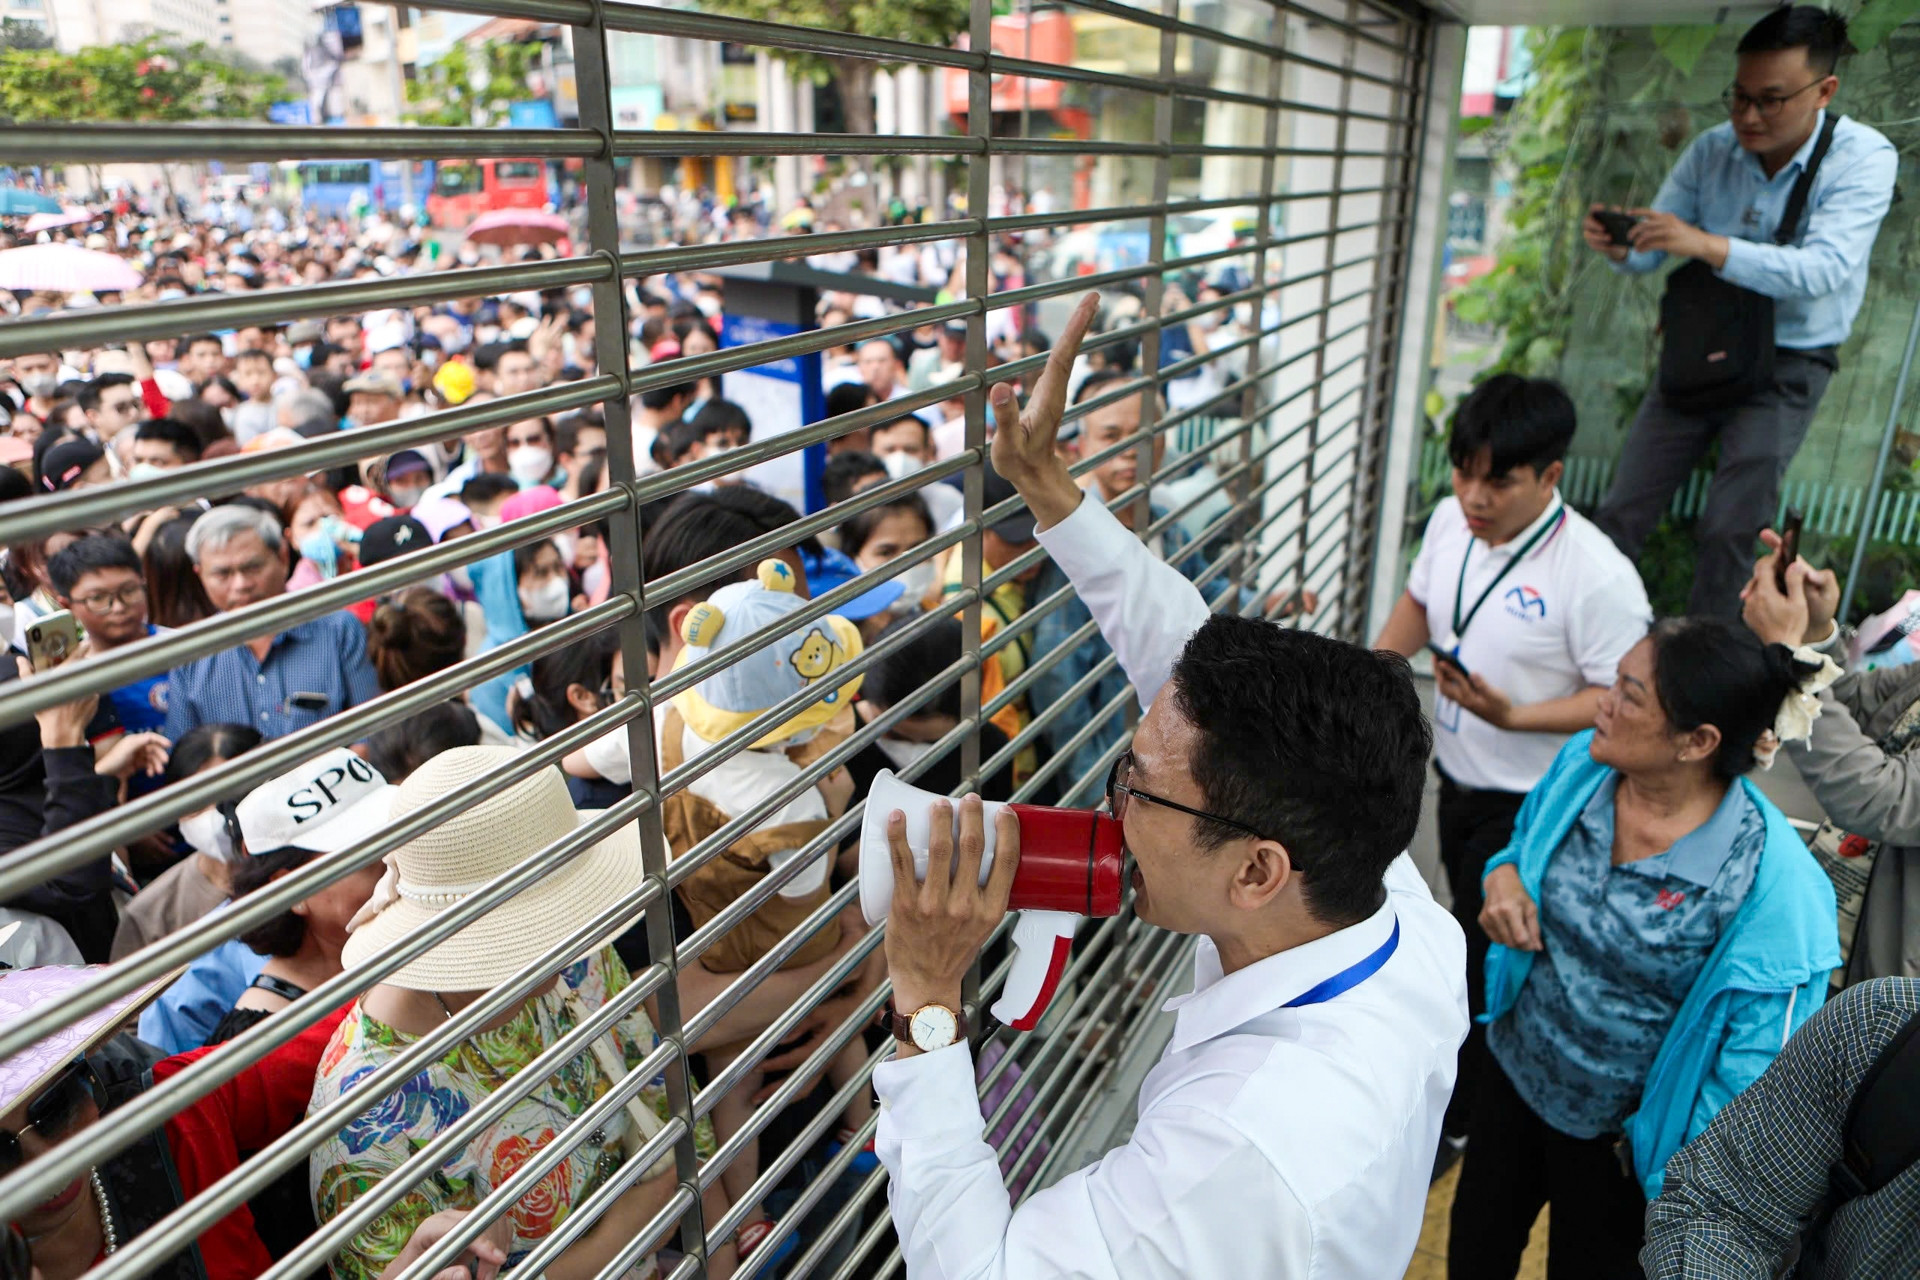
[0,0,1435,1276]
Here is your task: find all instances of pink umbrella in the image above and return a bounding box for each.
[464,208,570,247]
[0,242,143,293]
[23,206,95,234]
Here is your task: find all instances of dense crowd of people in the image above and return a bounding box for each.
[0,133,1284,1280]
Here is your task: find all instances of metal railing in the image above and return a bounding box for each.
[0,0,1434,1276]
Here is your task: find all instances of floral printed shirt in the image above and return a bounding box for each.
[308,948,713,1280]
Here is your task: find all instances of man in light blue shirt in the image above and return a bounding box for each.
[1586,6,1896,618]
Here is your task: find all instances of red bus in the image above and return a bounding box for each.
[425,159,549,228]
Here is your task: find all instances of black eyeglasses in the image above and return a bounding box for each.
[1105,750,1267,841]
[1721,78,1827,119]
[0,1059,104,1176]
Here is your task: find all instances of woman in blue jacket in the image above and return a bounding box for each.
[1449,616,1840,1279]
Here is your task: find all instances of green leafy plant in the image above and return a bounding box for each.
[405,40,544,128]
[0,36,285,124]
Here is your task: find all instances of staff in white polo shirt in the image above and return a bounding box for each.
[869,293,1468,1279]
[1374,374,1651,1156]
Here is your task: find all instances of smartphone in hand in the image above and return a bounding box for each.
[1593,209,1642,247]
[1775,508,1804,594]
[25,610,81,673]
[1425,642,1471,680]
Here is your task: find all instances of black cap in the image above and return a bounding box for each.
[359,515,432,565]
[39,436,104,492]
[979,462,1037,545]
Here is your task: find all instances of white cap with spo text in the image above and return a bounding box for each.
[235,747,396,855]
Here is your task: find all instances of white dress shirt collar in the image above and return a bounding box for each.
[1471,488,1565,561]
[1163,894,1397,1054]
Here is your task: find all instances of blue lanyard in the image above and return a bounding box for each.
[1283,917,1400,1008]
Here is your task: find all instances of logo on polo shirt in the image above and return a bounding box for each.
[1504,584,1546,620]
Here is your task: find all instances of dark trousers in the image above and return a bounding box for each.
[1436,767,1526,1139]
[1448,1057,1647,1280]
[1593,351,1833,619]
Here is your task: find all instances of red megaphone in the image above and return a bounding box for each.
[861,770,1125,1029]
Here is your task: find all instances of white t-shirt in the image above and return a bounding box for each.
[1406,493,1650,794]
[582,706,830,900]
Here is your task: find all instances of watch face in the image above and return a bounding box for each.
[908,1004,959,1051]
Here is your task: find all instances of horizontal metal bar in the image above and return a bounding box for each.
[614,130,978,158]
[0,375,617,545]
[619,217,976,279]
[600,0,980,70]
[0,123,598,163]
[0,257,609,360]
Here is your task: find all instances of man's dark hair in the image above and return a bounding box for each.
[48,533,142,598]
[168,398,232,448]
[180,333,223,356]
[1168,616,1429,925]
[471,341,510,373]
[459,472,520,508]
[1447,373,1576,478]
[1072,366,1134,407]
[691,398,752,443]
[638,381,697,413]
[661,416,711,465]
[368,701,482,783]
[870,414,930,448]
[75,372,135,414]
[234,348,273,365]
[824,381,877,422]
[643,487,823,633]
[554,408,604,458]
[134,417,202,462]
[1737,5,1853,77]
[823,450,887,507]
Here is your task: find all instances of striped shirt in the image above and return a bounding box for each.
[161,610,379,742]
[1643,978,1920,1278]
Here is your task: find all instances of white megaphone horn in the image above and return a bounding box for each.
[861,770,1126,1030]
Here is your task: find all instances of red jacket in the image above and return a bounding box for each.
[152,1004,353,1280]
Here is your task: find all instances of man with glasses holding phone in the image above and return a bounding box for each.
[1584,6,1896,619]
[47,535,168,741]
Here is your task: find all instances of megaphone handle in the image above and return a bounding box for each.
[989,910,1082,1031]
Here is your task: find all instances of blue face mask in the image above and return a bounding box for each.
[294,345,314,369]
[299,526,340,577]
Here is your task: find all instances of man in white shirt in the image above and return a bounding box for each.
[871,293,1469,1279]
[1372,373,1651,1156]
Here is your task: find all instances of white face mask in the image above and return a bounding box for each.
[890,559,939,612]
[881,450,925,481]
[127,462,169,483]
[0,602,15,644]
[551,531,578,565]
[519,574,570,621]
[508,445,554,488]
[179,808,236,862]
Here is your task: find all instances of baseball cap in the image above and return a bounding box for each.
[431,359,476,406]
[286,320,324,345]
[799,545,904,621]
[343,372,405,398]
[235,747,394,856]
[358,515,431,566]
[980,462,1036,544]
[941,320,968,341]
[38,436,104,492]
[672,559,865,749]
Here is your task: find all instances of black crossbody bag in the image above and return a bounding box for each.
[1656,113,1838,413]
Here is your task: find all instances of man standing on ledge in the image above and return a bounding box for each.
[1588,6,1895,618]
[869,292,1469,1278]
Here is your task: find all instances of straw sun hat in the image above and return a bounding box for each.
[341,746,644,992]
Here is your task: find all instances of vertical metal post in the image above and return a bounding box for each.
[1842,294,1920,625]
[1241,10,1288,614]
[1337,11,1423,641]
[573,0,707,1263]
[1136,0,1177,543]
[1290,8,1359,612]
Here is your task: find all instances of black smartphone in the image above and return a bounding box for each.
[1594,209,1642,247]
[1425,643,1470,679]
[1775,507,1804,593]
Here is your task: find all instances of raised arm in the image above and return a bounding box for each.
[990,293,1208,706]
